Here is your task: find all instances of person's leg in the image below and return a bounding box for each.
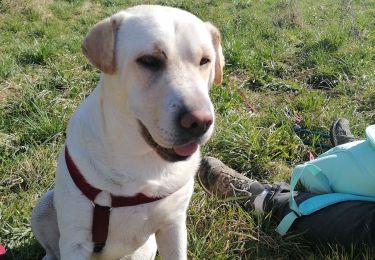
[197,156,300,213]
[256,186,375,248]
[198,157,375,248]
[291,200,375,248]
[198,118,375,247]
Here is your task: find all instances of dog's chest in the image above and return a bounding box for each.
[101,206,152,257]
[108,204,153,240]
[98,183,192,258]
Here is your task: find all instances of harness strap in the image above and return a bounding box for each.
[111,193,162,207]
[92,205,111,252]
[64,146,170,253]
[65,147,110,251]
[65,147,101,201]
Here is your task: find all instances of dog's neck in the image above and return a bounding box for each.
[65,75,200,198]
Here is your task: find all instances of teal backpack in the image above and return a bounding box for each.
[276,125,375,235]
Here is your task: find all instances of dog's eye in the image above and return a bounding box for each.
[200,57,210,66]
[136,55,164,71]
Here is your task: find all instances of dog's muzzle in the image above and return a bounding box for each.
[138,121,195,162]
[138,109,213,162]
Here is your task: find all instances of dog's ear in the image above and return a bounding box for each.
[82,14,124,74]
[206,22,225,85]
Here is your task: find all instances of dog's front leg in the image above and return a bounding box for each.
[59,234,92,260]
[156,220,187,260]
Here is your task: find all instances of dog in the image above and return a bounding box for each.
[31,5,224,260]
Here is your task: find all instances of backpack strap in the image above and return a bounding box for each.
[366,125,375,149]
[276,163,325,235]
[276,192,375,235]
[288,163,329,215]
[275,211,299,235]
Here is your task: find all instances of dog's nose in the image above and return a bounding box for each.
[180,110,213,136]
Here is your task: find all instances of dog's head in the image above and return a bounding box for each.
[82,5,224,162]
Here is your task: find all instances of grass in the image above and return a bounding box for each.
[1,0,375,259]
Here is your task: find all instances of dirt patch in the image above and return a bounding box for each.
[33,0,53,21]
[0,84,17,103]
[80,1,102,13]
[1,0,53,20]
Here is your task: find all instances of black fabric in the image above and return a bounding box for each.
[264,187,375,248]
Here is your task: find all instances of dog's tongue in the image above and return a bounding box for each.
[173,143,198,157]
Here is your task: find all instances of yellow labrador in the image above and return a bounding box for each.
[32,5,224,260]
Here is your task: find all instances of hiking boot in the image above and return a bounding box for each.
[330,118,358,146]
[197,156,265,201]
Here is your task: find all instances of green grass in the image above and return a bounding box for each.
[1,0,375,259]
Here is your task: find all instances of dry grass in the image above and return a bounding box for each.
[1,0,375,259]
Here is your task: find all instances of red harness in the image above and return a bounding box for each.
[64,147,169,253]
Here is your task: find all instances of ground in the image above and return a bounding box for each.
[1,0,374,259]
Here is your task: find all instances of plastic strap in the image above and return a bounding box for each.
[366,125,375,149]
[276,193,375,235]
[276,163,323,236]
[275,211,298,235]
[299,193,375,215]
[289,164,323,214]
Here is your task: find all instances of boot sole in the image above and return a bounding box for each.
[330,119,340,147]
